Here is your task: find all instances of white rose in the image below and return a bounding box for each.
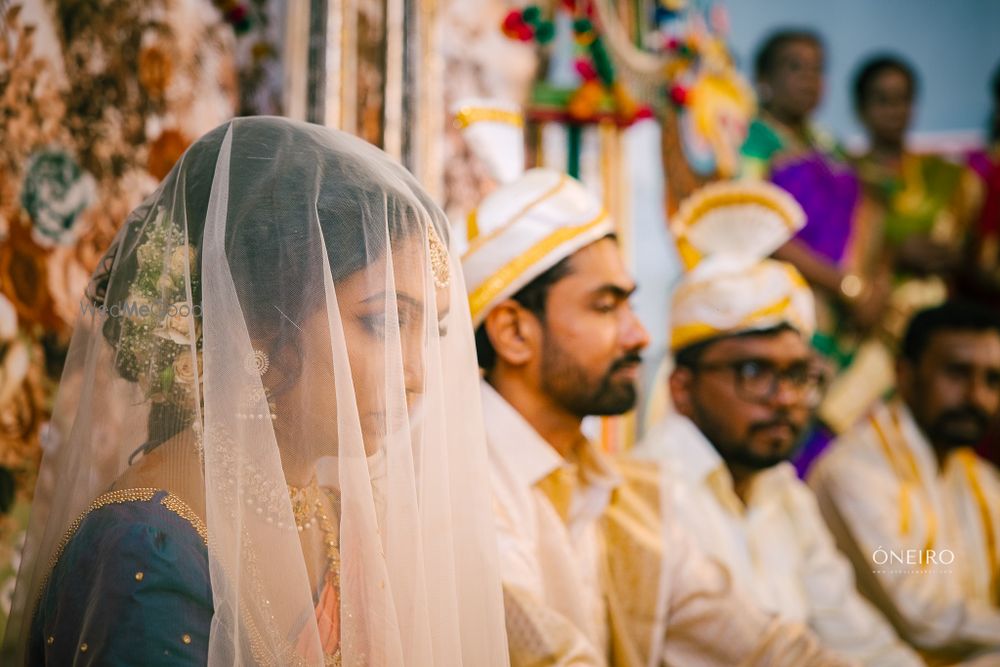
[125,291,154,323]
[153,302,197,345]
[136,241,159,269]
[173,351,202,386]
[169,245,196,279]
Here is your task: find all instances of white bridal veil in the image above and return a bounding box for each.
[5,117,509,665]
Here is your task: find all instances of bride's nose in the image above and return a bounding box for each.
[403,331,425,403]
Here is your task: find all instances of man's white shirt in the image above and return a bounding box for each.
[810,399,1000,659]
[635,412,921,666]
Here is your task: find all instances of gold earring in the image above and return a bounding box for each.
[427,224,451,289]
[238,350,276,422]
[244,349,270,376]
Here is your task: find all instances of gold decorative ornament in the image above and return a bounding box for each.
[454,106,524,129]
[244,349,270,376]
[427,224,451,289]
[839,273,866,302]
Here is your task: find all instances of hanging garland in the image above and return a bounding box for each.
[501,1,652,127]
[582,0,753,187]
[502,5,557,43]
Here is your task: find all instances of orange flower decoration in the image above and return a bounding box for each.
[147,130,191,181]
[138,44,173,99]
[0,214,61,331]
[567,80,604,121]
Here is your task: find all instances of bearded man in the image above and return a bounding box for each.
[811,301,1000,665]
[458,100,858,667]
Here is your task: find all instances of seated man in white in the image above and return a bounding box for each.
[458,101,857,667]
[810,301,1000,665]
[633,181,922,667]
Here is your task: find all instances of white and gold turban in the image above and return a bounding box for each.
[456,99,615,326]
[669,180,815,351]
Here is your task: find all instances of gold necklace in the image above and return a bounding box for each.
[287,477,322,532]
[313,489,341,667]
[287,478,342,665]
[287,478,341,575]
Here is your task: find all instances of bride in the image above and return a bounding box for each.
[3,117,508,666]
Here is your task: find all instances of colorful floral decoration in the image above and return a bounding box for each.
[645,1,753,178]
[138,41,175,101]
[147,130,194,181]
[0,287,46,630]
[501,1,653,128]
[0,0,242,632]
[502,5,557,43]
[656,4,753,213]
[566,0,754,210]
[0,293,45,508]
[20,150,97,249]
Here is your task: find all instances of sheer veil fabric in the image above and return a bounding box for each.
[4,117,509,665]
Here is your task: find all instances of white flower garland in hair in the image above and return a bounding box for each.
[113,208,202,409]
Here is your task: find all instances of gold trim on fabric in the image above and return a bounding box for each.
[160,494,209,544]
[675,236,702,270]
[782,262,809,288]
[869,406,937,553]
[463,175,570,258]
[32,488,159,625]
[466,209,480,243]
[670,295,793,351]
[535,466,577,524]
[468,211,609,321]
[680,191,802,231]
[29,486,291,666]
[32,487,280,665]
[600,474,666,666]
[454,106,524,130]
[44,489,160,583]
[36,489,208,604]
[954,449,999,603]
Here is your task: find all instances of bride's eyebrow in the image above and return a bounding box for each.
[361,292,423,310]
[362,291,449,332]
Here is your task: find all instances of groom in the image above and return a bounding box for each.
[459,101,856,666]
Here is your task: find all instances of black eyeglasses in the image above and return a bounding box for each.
[691,359,827,406]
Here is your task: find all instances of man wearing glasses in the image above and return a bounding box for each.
[634,181,920,666]
[458,106,857,666]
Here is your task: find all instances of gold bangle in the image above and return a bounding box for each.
[839,273,866,302]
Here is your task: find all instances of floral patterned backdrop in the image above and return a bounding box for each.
[0,0,681,632]
[0,0,270,631]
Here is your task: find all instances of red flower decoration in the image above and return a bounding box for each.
[225,4,248,23]
[669,84,689,106]
[502,11,523,31]
[575,59,597,81]
[634,106,654,120]
[502,11,535,41]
